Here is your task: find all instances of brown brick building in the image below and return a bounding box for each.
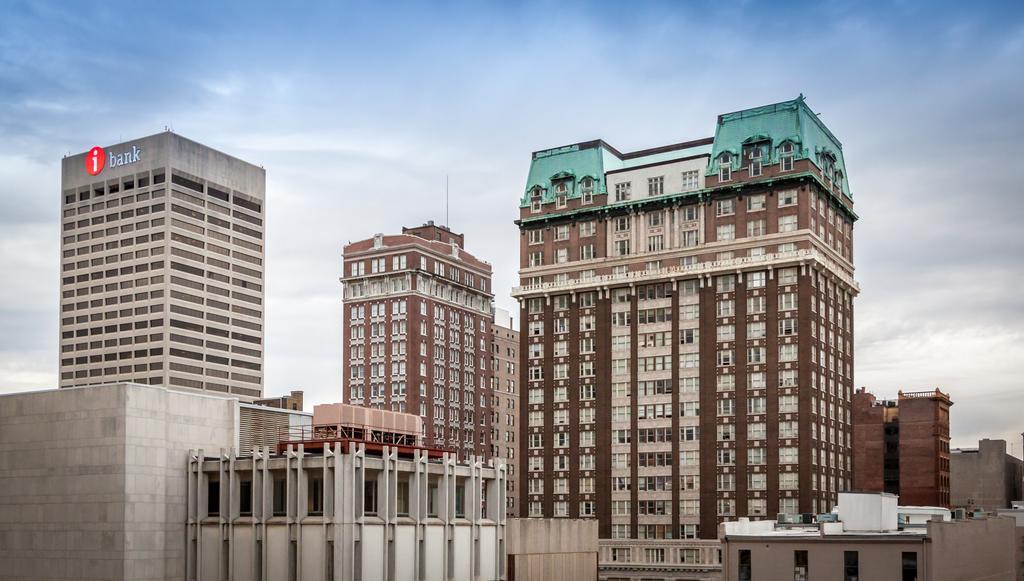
[852,388,952,507]
[514,96,858,543]
[491,308,520,517]
[341,222,494,460]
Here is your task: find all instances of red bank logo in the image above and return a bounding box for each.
[85,146,105,176]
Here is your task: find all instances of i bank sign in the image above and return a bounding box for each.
[85,145,142,176]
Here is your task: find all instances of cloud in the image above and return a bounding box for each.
[0,0,1022,452]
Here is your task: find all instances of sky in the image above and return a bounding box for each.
[0,0,1022,453]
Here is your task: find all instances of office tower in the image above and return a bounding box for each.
[341,222,495,459]
[514,97,858,540]
[491,307,520,517]
[59,132,266,399]
[853,388,953,507]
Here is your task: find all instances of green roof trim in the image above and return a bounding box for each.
[520,139,713,208]
[520,95,854,208]
[517,170,859,227]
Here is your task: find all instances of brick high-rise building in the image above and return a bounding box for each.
[59,132,266,399]
[341,222,494,460]
[490,307,520,517]
[513,96,858,542]
[852,388,953,507]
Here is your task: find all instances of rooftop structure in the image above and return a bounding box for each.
[721,492,1017,581]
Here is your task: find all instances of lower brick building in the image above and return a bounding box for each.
[491,307,520,517]
[852,388,952,507]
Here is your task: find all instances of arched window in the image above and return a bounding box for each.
[580,177,594,204]
[529,187,543,213]
[719,153,733,182]
[779,141,795,172]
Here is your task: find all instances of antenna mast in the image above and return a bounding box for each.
[445,174,449,228]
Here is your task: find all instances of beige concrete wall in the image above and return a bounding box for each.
[722,518,1018,581]
[927,516,1017,581]
[722,537,925,581]
[0,383,236,580]
[506,519,598,581]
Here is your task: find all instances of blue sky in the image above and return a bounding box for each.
[1,0,1022,451]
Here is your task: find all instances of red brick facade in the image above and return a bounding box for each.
[341,223,494,460]
[852,388,952,507]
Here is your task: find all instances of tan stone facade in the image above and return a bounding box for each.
[59,132,266,399]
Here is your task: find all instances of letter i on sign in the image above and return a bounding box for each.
[85,146,105,176]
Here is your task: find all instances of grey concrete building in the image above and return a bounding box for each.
[0,382,239,580]
[60,132,266,399]
[187,443,507,581]
[951,439,1024,512]
[721,492,1018,581]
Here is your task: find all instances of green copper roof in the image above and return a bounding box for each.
[520,95,853,208]
[708,95,852,198]
[520,139,713,207]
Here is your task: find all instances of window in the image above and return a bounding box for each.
[780,142,795,172]
[779,189,798,207]
[614,217,630,232]
[779,215,798,232]
[581,177,594,204]
[648,176,664,197]
[396,481,410,516]
[747,145,763,177]
[364,480,378,516]
[579,221,596,237]
[681,170,700,192]
[717,224,735,242]
[554,224,569,241]
[207,480,220,516]
[308,476,324,515]
[716,199,735,216]
[455,484,466,518]
[529,187,543,212]
[239,480,253,516]
[739,550,752,581]
[794,550,808,581]
[745,219,766,238]
[844,551,858,581]
[719,153,732,181]
[615,239,631,256]
[747,194,765,211]
[273,476,287,516]
[528,251,543,267]
[902,552,917,581]
[647,235,664,252]
[614,182,631,202]
[747,271,766,289]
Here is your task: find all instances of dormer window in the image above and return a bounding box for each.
[554,182,568,194]
[779,142,795,172]
[529,187,543,213]
[580,177,594,204]
[834,170,843,190]
[748,147,763,178]
[719,153,733,182]
[556,195,567,208]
